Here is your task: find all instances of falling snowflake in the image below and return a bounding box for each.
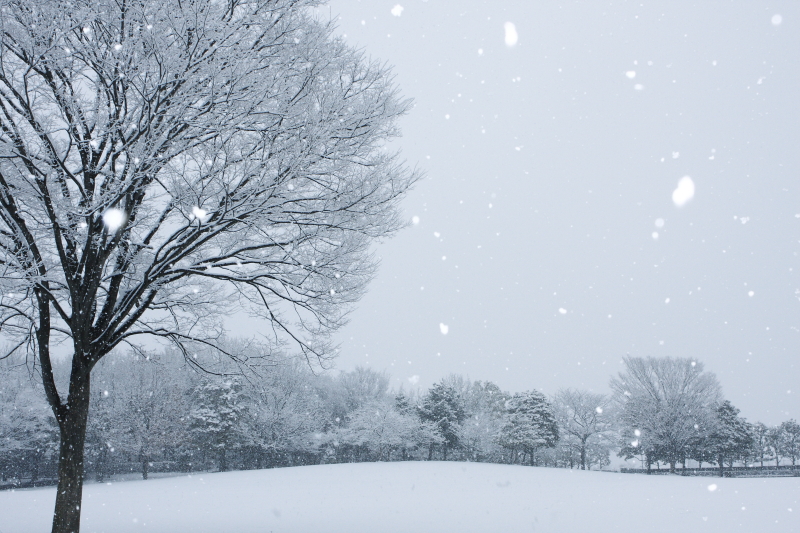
[391,4,404,17]
[672,176,695,207]
[504,22,518,47]
[626,71,636,79]
[191,206,208,221]
[771,14,782,26]
[102,208,126,231]
[558,308,567,314]
[439,323,449,335]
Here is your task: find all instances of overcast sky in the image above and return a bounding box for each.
[317,1,798,425]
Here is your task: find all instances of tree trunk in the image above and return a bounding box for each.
[51,372,91,533]
[95,445,107,483]
[31,450,41,483]
[141,454,149,481]
[428,443,434,461]
[218,447,227,472]
[669,460,676,474]
[580,443,587,470]
[718,454,724,477]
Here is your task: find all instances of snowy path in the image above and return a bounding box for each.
[0,462,797,532]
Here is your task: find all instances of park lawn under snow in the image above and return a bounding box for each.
[1,462,798,533]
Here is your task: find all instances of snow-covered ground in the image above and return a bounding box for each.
[1,462,797,533]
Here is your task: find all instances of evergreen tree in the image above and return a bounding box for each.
[497,390,559,466]
[189,379,248,472]
[705,401,754,476]
[418,382,467,460]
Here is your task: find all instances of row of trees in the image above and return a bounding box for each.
[7,353,795,483]
[612,356,800,475]
[1,351,613,482]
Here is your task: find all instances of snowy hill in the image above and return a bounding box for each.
[1,462,797,533]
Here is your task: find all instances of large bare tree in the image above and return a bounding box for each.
[610,356,721,473]
[0,0,417,530]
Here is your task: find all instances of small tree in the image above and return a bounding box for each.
[246,360,326,469]
[0,0,416,530]
[189,378,248,472]
[458,380,509,463]
[105,354,189,479]
[778,419,800,469]
[553,389,613,470]
[338,367,391,415]
[0,369,58,483]
[766,425,784,467]
[750,422,773,468]
[497,390,558,466]
[337,399,440,462]
[704,401,753,477]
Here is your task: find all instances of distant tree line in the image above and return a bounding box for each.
[612,356,799,476]
[1,353,797,486]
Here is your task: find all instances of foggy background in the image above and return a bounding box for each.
[304,1,799,424]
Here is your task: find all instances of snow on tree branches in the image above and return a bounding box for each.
[0,1,417,530]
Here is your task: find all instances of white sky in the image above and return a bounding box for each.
[311,0,800,425]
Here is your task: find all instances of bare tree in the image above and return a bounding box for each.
[779,419,800,469]
[553,389,613,470]
[246,359,327,468]
[751,422,773,467]
[0,1,417,530]
[610,356,721,473]
[92,352,189,480]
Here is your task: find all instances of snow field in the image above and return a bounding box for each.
[0,462,798,533]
